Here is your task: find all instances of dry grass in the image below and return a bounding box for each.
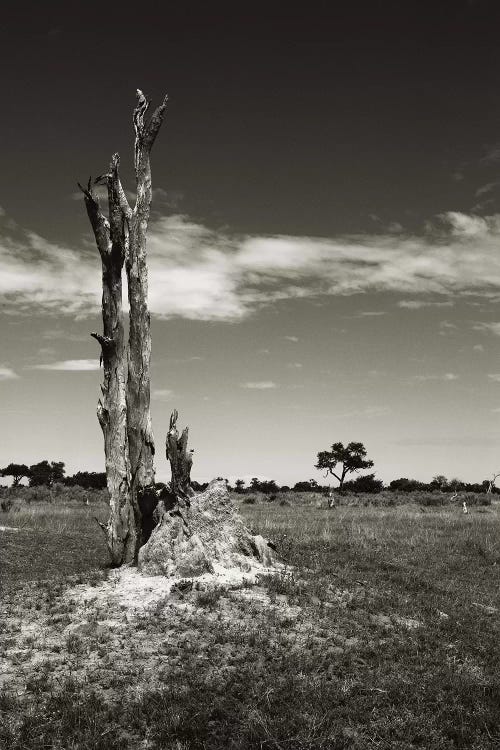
[1,492,500,748]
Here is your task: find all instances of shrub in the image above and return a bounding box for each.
[343,473,383,494]
[462,492,491,507]
[242,495,257,504]
[1,497,13,513]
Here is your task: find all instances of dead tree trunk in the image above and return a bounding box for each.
[79,161,135,565]
[165,409,195,504]
[126,91,168,548]
[80,90,168,564]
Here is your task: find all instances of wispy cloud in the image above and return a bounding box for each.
[472,322,500,336]
[287,362,303,369]
[152,388,175,401]
[0,366,19,380]
[411,373,459,382]
[398,299,453,309]
[487,374,500,382]
[284,336,299,342]
[240,381,278,389]
[475,181,500,198]
[29,359,100,371]
[439,320,458,335]
[4,210,500,321]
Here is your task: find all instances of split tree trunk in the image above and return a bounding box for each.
[79,162,135,565]
[80,91,168,565]
[165,409,195,503]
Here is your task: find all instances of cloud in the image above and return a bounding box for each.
[240,381,278,389]
[5,210,500,321]
[475,182,500,198]
[152,388,175,401]
[411,373,459,382]
[284,336,299,342]
[30,359,100,371]
[356,311,386,317]
[398,299,453,309]
[473,344,484,352]
[439,320,457,335]
[487,374,500,382]
[0,366,19,380]
[473,322,500,336]
[287,362,303,369]
[440,212,488,237]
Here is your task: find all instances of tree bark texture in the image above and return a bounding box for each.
[165,409,195,504]
[126,91,168,539]
[80,169,135,565]
[80,91,168,565]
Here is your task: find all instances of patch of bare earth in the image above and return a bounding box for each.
[1,560,425,714]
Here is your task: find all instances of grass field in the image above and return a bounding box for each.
[1,493,500,749]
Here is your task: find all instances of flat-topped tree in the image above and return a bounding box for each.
[79,90,168,566]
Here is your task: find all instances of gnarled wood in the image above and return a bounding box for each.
[79,173,135,565]
[126,91,169,548]
[80,91,168,564]
[165,409,194,503]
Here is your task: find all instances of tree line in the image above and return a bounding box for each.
[1,459,497,496]
[0,462,107,490]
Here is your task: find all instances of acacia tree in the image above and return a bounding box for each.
[79,90,168,566]
[0,463,30,486]
[315,441,374,492]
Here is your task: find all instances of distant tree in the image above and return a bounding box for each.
[343,473,383,494]
[65,471,107,490]
[293,479,320,492]
[389,478,426,493]
[280,485,290,492]
[234,479,246,493]
[430,475,448,491]
[249,477,279,494]
[28,461,65,487]
[0,463,30,486]
[315,442,374,492]
[449,477,465,491]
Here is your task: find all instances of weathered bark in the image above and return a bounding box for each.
[126,91,169,548]
[79,170,135,565]
[80,90,168,564]
[165,409,194,503]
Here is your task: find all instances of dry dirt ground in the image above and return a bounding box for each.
[2,561,413,701]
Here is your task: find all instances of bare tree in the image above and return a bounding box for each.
[486,471,500,494]
[80,90,168,566]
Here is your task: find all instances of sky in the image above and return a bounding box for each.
[2,0,500,485]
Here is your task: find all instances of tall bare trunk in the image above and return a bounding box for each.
[79,162,135,565]
[126,91,168,549]
[80,91,168,563]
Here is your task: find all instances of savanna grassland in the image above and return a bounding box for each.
[1,489,500,749]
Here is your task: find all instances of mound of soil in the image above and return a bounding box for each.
[138,479,277,577]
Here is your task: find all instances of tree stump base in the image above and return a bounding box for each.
[138,480,277,577]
